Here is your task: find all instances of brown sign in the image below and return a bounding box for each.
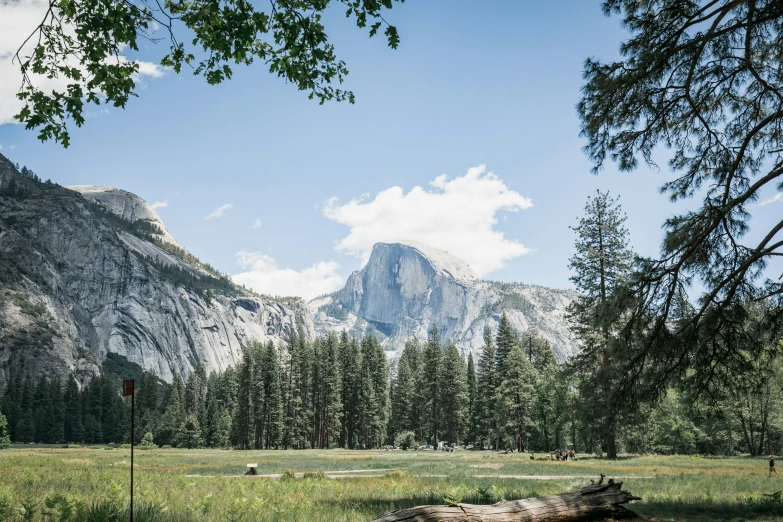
[122,379,134,397]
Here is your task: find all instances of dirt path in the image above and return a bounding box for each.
[186,471,655,480]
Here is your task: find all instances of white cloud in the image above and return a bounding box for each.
[150,200,168,210]
[759,192,783,207]
[205,203,232,220]
[251,219,262,229]
[232,251,343,300]
[0,0,165,125]
[322,165,533,276]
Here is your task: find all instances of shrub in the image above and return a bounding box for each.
[280,470,297,482]
[302,471,326,480]
[139,432,157,449]
[394,431,417,450]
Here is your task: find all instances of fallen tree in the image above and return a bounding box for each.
[372,476,641,522]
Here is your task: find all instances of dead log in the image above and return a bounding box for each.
[372,477,641,522]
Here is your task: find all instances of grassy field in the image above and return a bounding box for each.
[0,447,781,521]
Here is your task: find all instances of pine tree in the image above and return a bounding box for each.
[319,333,342,448]
[567,190,633,459]
[389,353,415,440]
[423,326,442,444]
[157,375,186,447]
[175,413,203,448]
[438,342,468,445]
[495,313,518,381]
[475,327,497,448]
[496,343,537,452]
[64,377,83,443]
[340,333,361,449]
[466,353,477,445]
[232,349,253,449]
[261,341,283,449]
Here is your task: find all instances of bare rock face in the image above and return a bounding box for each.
[66,185,181,247]
[0,155,313,391]
[310,242,578,360]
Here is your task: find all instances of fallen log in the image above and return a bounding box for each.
[372,476,641,522]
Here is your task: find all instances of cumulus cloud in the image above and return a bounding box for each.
[0,0,165,125]
[251,219,262,229]
[322,165,533,276]
[150,200,168,210]
[759,192,783,207]
[205,203,232,220]
[232,251,343,300]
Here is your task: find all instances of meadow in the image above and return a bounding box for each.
[0,447,781,521]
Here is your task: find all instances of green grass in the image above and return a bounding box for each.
[0,448,781,521]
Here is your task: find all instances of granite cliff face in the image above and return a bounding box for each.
[0,155,313,391]
[310,241,578,360]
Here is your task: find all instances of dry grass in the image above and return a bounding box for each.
[0,448,780,521]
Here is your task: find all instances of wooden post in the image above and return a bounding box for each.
[123,379,135,522]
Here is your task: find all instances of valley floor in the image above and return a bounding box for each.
[0,448,781,521]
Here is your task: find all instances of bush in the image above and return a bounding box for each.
[0,412,10,450]
[394,431,417,451]
[302,471,326,480]
[139,432,157,449]
[280,470,297,482]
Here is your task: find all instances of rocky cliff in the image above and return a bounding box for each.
[310,241,578,360]
[0,155,313,391]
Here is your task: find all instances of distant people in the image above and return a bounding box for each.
[530,454,534,460]
[771,455,779,477]
[568,449,574,461]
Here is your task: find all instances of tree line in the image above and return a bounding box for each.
[1,316,781,455]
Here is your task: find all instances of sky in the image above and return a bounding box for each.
[2,0,781,300]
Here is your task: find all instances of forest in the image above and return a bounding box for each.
[1,315,780,456]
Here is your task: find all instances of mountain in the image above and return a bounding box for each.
[309,241,579,360]
[0,155,313,392]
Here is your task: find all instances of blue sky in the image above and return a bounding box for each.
[2,1,781,299]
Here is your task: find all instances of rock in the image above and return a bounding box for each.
[0,154,313,391]
[310,242,578,360]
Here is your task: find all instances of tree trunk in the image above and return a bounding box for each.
[372,477,640,522]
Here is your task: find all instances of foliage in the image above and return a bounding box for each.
[393,431,416,450]
[567,190,634,459]
[0,413,10,449]
[0,449,781,521]
[578,0,783,405]
[13,0,405,147]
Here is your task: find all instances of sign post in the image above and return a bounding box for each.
[122,379,135,522]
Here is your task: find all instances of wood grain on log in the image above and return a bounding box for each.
[372,478,641,522]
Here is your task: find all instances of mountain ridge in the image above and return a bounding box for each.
[0,155,313,391]
[309,242,579,360]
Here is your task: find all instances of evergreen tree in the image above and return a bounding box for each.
[423,326,442,444]
[567,190,633,459]
[466,353,477,444]
[261,341,283,449]
[496,343,537,452]
[438,342,468,445]
[232,349,253,449]
[175,413,203,448]
[64,378,83,443]
[389,352,415,440]
[156,375,185,447]
[318,333,342,448]
[340,334,361,449]
[495,313,518,381]
[475,327,497,449]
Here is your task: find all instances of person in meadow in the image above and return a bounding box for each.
[771,456,779,477]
